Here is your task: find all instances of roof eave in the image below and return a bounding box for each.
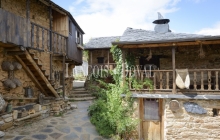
[112,36,220,46]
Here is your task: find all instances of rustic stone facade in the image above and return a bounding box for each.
[2,0,50,29]
[0,48,39,107]
[88,49,114,65]
[165,99,220,140]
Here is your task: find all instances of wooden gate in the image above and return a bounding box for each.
[140,98,163,140]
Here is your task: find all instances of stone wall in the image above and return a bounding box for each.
[88,49,114,65]
[0,48,39,107]
[165,99,220,140]
[1,0,26,18]
[2,0,50,29]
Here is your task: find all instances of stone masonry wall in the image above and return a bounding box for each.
[0,48,39,107]
[88,49,113,65]
[2,0,50,29]
[165,99,220,140]
[1,0,26,18]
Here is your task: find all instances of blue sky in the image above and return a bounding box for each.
[52,0,220,43]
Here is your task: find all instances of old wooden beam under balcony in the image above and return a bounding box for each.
[7,51,26,55]
[127,93,220,100]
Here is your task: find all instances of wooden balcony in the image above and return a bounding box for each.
[0,8,67,55]
[31,22,67,55]
[126,69,220,94]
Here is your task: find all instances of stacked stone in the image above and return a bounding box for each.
[50,101,65,116]
[0,114,13,131]
[165,99,220,140]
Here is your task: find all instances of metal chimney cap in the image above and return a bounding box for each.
[153,19,170,24]
[153,12,170,24]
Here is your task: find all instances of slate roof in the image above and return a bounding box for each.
[119,27,211,43]
[84,36,120,49]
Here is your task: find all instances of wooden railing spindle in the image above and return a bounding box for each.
[216,71,219,90]
[194,72,197,90]
[208,71,211,90]
[153,72,156,90]
[160,72,163,89]
[166,72,169,89]
[201,71,204,90]
[36,26,39,49]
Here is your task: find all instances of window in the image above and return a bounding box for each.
[69,20,72,35]
[213,108,220,117]
[144,99,160,120]
[97,57,104,64]
[76,30,81,44]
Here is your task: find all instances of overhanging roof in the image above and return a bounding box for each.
[112,28,220,48]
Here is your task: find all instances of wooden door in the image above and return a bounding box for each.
[140,98,163,140]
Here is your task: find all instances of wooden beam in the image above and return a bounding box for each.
[139,98,144,139]
[160,99,164,140]
[107,50,110,69]
[90,51,92,65]
[172,47,176,94]
[49,6,53,80]
[120,40,220,49]
[7,51,26,55]
[62,56,65,98]
[128,93,220,100]
[26,0,30,47]
[25,51,59,98]
[53,56,63,61]
[122,49,126,85]
[14,55,48,96]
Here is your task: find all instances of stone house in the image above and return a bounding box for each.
[0,0,84,130]
[84,36,120,77]
[111,14,220,140]
[86,13,220,139]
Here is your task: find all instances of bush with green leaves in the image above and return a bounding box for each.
[88,45,139,139]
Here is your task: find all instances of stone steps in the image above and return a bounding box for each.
[69,88,96,101]
[69,94,92,98]
[68,96,96,101]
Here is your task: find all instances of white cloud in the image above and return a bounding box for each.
[69,0,181,43]
[196,22,220,36]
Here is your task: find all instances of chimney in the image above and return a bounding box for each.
[153,12,171,33]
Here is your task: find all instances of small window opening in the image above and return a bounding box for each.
[213,108,220,117]
[144,98,160,121]
[97,57,104,64]
[76,30,81,44]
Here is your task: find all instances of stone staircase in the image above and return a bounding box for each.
[6,48,60,98]
[68,87,96,101]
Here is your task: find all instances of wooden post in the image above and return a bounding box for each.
[107,50,110,69]
[90,51,93,65]
[26,0,30,47]
[49,6,53,80]
[122,49,126,86]
[139,98,144,139]
[63,56,65,99]
[172,47,176,93]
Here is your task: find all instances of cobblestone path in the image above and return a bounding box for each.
[0,101,107,140]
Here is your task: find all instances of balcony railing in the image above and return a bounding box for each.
[31,23,67,55]
[126,69,220,94]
